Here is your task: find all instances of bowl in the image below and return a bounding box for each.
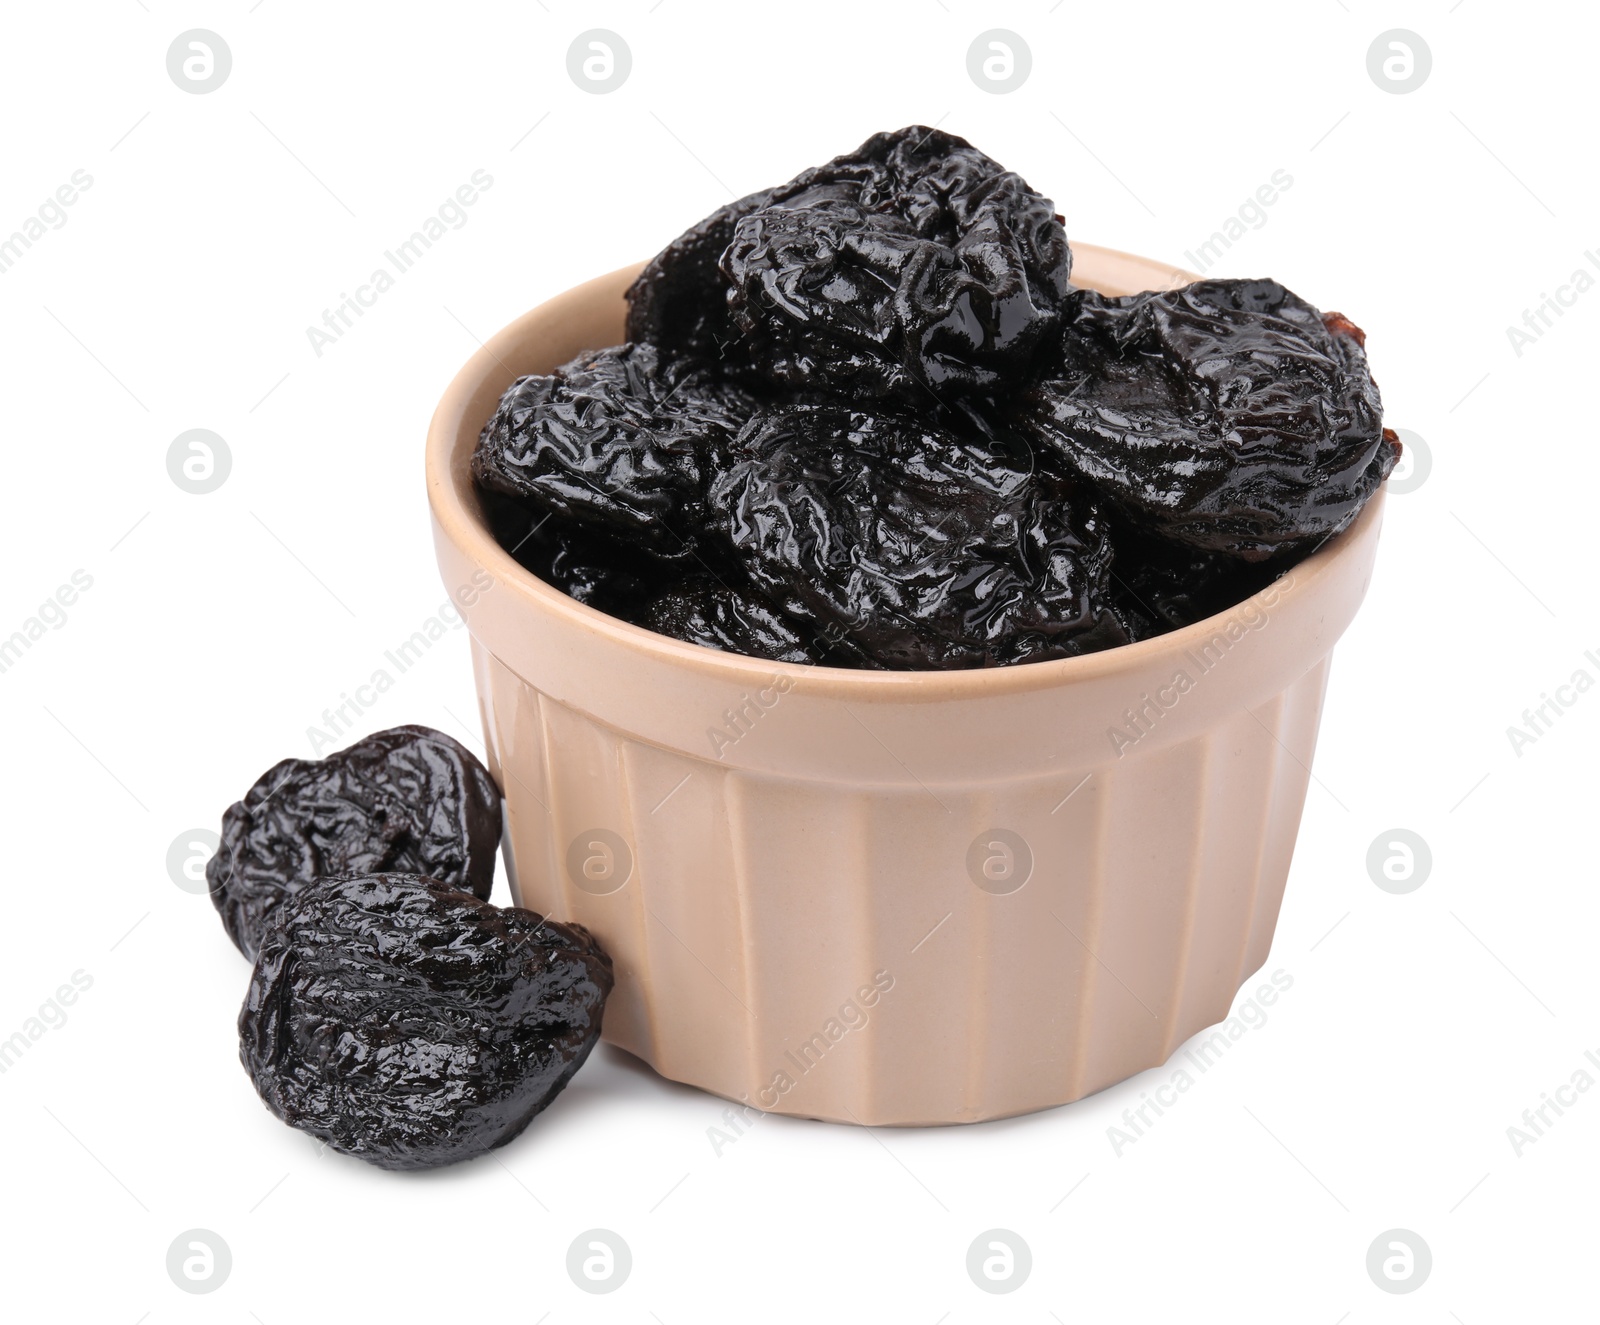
[425,243,1386,1125]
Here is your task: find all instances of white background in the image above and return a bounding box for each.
[1,0,1594,1318]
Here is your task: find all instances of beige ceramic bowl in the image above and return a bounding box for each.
[426,244,1386,1126]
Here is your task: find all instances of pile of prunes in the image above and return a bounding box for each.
[474,126,1398,669]
[208,726,613,1171]
[207,132,1399,1173]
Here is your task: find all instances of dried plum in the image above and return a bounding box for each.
[240,873,612,1171]
[472,342,757,561]
[624,187,776,367]
[626,126,1068,403]
[643,575,822,664]
[1020,280,1397,560]
[709,403,1128,668]
[207,726,501,959]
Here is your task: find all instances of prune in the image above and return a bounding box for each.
[207,726,501,959]
[643,575,823,664]
[1020,280,1398,560]
[472,342,757,561]
[625,187,777,367]
[708,403,1128,669]
[628,126,1068,402]
[1110,527,1290,639]
[240,873,612,1171]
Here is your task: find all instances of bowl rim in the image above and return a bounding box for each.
[425,246,1386,702]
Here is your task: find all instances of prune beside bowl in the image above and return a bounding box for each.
[206,725,501,959]
[240,873,612,1170]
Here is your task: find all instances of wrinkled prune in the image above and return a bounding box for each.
[709,403,1128,669]
[207,726,500,959]
[643,575,823,664]
[691,126,1068,402]
[625,187,776,367]
[1021,280,1398,560]
[472,343,757,561]
[240,873,612,1170]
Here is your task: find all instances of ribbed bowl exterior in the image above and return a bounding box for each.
[426,248,1386,1125]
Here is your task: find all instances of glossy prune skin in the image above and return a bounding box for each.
[709,403,1129,669]
[472,343,757,561]
[719,127,1070,402]
[482,130,1397,668]
[643,576,823,664]
[1021,279,1397,560]
[624,187,777,369]
[240,873,612,1171]
[206,726,501,959]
